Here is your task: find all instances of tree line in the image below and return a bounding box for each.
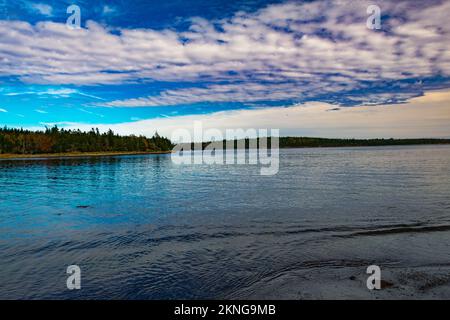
[187,136,450,150]
[278,137,450,148]
[2,127,449,155]
[0,126,173,154]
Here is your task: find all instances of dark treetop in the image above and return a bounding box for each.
[188,137,450,150]
[2,126,450,155]
[0,126,173,154]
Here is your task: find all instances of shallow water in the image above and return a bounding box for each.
[0,145,449,299]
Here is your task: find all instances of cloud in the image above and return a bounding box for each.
[78,108,104,117]
[30,3,53,16]
[43,90,450,140]
[100,83,315,107]
[0,108,7,112]
[35,109,48,114]
[102,5,116,15]
[1,0,450,106]
[4,88,104,100]
[99,82,423,108]
[5,89,75,96]
[44,88,76,95]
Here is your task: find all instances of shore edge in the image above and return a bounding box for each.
[0,151,173,159]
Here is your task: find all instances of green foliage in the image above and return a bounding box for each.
[278,137,450,148]
[0,126,173,154]
[2,127,448,155]
[195,137,450,150]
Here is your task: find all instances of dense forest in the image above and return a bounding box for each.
[2,126,449,155]
[190,136,450,150]
[279,137,450,148]
[0,126,173,154]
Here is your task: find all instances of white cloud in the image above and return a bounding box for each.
[5,89,75,96]
[100,83,315,107]
[78,108,104,117]
[0,108,7,112]
[35,109,48,114]
[4,88,104,100]
[43,90,450,140]
[30,3,53,16]
[44,88,76,95]
[102,5,116,15]
[0,0,448,107]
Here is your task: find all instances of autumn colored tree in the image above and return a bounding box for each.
[0,126,173,154]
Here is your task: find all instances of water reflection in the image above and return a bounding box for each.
[0,146,449,299]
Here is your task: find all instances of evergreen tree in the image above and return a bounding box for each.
[0,126,173,154]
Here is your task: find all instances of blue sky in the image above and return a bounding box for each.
[0,0,450,138]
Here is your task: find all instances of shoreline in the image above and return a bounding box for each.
[0,151,172,160]
[2,143,450,160]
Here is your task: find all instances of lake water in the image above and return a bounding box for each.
[0,145,449,299]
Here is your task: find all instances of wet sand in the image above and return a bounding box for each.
[228,265,450,299]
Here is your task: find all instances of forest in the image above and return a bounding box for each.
[0,126,173,154]
[2,126,449,155]
[189,136,450,150]
[278,137,450,148]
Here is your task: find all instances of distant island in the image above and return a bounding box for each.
[187,136,450,150]
[0,126,173,157]
[279,136,450,148]
[1,126,450,158]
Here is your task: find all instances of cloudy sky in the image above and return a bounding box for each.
[0,0,450,138]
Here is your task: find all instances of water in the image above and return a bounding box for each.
[0,145,449,299]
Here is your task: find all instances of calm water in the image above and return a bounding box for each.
[1,146,449,299]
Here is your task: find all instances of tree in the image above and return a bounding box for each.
[0,126,174,154]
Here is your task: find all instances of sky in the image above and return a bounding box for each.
[0,0,450,139]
